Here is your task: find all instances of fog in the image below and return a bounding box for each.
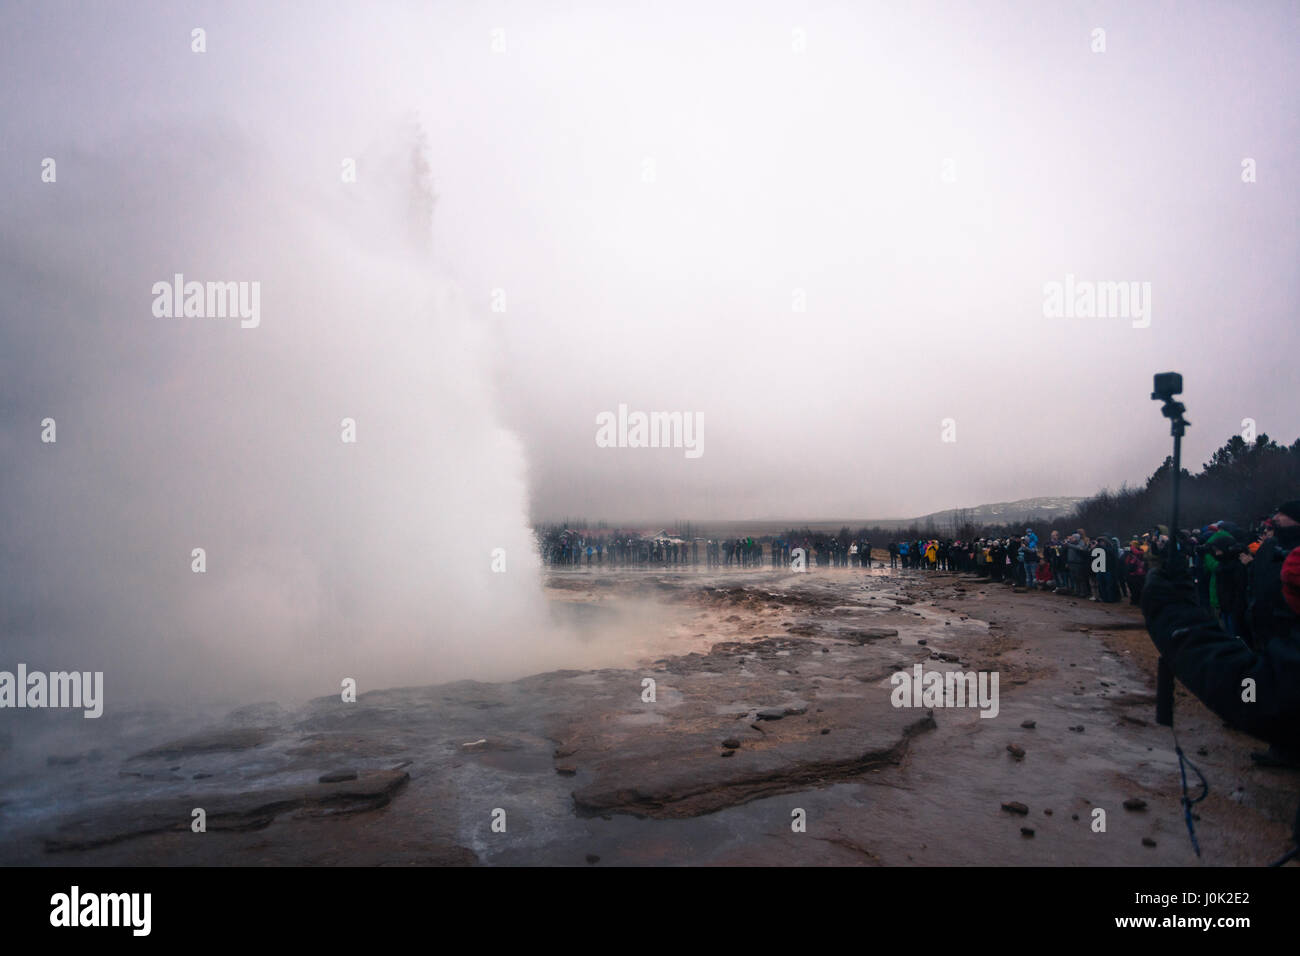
[1,112,577,703]
[1,2,1298,702]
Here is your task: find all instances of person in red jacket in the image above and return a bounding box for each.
[1282,547,1300,616]
[1035,560,1054,587]
[1123,540,1149,605]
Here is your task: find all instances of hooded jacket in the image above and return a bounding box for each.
[1202,530,1236,609]
[1250,526,1300,646]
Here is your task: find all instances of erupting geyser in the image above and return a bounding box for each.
[0,122,557,708]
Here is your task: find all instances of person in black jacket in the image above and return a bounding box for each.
[1141,564,1300,752]
[1211,534,1250,638]
[1066,533,1090,597]
[1246,502,1300,650]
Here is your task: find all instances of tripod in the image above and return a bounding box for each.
[1150,375,1210,856]
[1154,391,1187,726]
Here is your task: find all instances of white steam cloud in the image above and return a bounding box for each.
[0,119,559,706]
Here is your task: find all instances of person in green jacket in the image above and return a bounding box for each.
[1201,529,1236,624]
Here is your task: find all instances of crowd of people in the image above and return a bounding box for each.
[1137,498,1300,844]
[538,530,876,570]
[536,505,1299,662]
[540,532,699,567]
[886,501,1300,655]
[890,531,1140,601]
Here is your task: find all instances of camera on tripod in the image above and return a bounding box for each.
[1150,372,1189,728]
[1152,372,1186,424]
[1151,371,1182,401]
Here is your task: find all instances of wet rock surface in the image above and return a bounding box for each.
[1,566,1295,865]
[130,727,275,761]
[43,770,410,852]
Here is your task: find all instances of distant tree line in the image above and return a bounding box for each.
[953,433,1300,541]
[535,433,1300,554]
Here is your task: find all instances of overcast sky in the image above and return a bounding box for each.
[3,0,1298,525]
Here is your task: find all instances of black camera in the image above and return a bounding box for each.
[1152,373,1189,430]
[1219,542,1244,559]
[1151,372,1183,402]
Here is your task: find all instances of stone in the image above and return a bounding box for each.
[1122,798,1147,812]
[570,706,936,820]
[721,738,740,750]
[757,701,807,720]
[130,727,273,761]
[1020,720,1036,729]
[841,628,898,643]
[1006,744,1025,761]
[44,770,411,852]
[1001,801,1029,815]
[318,770,358,783]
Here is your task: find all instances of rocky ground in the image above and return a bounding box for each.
[2,562,1296,866]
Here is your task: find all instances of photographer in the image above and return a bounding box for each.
[1140,560,1300,752]
[1204,529,1249,638]
[1247,501,1300,651]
